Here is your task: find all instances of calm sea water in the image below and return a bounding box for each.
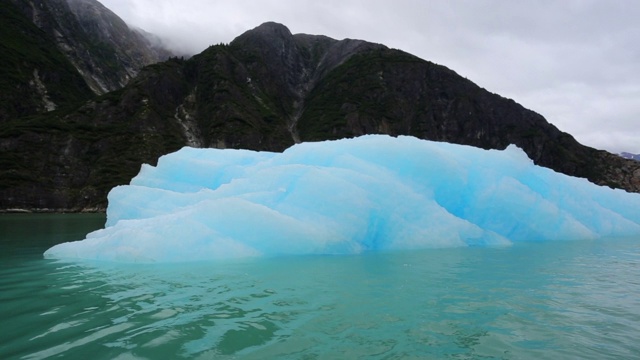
[1,214,640,359]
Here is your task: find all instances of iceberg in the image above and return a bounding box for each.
[45,135,640,262]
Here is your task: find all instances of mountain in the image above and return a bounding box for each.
[1,21,639,211]
[11,0,172,95]
[0,0,93,121]
[3,0,172,109]
[621,152,640,161]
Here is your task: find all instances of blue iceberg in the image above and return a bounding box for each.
[45,135,640,262]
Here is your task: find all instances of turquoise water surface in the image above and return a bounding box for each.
[1,214,640,359]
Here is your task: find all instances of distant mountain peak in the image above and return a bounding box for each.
[620,152,640,161]
[251,21,293,36]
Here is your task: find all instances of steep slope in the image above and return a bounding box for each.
[189,22,385,150]
[1,22,638,211]
[0,0,92,121]
[9,0,172,95]
[1,59,189,211]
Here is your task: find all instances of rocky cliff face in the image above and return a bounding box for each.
[1,21,638,211]
[9,0,172,95]
[0,0,93,121]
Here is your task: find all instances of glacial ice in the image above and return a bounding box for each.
[44,135,640,262]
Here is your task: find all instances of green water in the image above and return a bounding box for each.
[1,214,640,359]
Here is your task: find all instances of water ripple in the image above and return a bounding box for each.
[1,239,640,359]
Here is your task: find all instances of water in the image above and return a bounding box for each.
[1,215,640,359]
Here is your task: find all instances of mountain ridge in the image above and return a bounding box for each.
[8,0,172,95]
[1,20,639,211]
[0,0,93,121]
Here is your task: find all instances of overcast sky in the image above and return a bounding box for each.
[100,0,640,154]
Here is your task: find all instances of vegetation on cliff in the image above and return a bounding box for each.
[1,19,638,211]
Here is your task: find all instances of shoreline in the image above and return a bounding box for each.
[0,208,106,214]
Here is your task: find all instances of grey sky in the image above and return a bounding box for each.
[100,0,640,154]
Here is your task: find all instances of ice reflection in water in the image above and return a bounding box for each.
[2,239,640,359]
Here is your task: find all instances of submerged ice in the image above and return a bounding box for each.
[45,135,640,262]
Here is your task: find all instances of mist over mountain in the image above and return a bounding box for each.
[1,15,638,211]
[4,0,172,100]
